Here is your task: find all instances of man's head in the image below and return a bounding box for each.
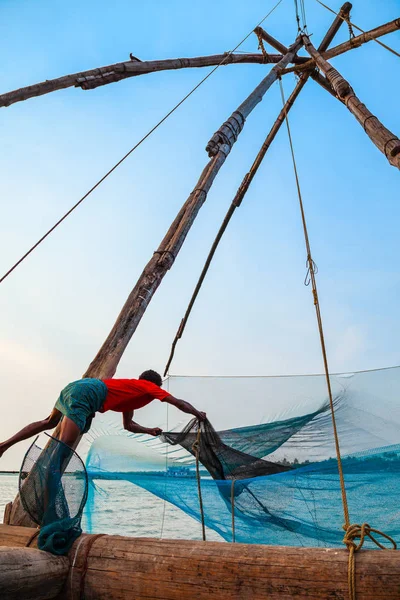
[139,369,163,387]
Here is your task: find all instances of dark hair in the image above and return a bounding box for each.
[139,369,163,387]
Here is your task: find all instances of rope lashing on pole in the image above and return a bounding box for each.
[278,76,397,600]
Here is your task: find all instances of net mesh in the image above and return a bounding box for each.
[83,367,400,547]
[20,434,87,554]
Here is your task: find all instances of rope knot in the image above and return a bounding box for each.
[343,522,397,552]
[343,523,396,600]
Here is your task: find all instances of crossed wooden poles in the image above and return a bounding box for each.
[6,3,400,526]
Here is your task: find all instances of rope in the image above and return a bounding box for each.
[256,31,270,62]
[344,524,397,600]
[278,76,397,600]
[315,0,400,59]
[293,0,302,32]
[79,534,106,599]
[192,427,206,541]
[0,0,286,287]
[231,478,236,543]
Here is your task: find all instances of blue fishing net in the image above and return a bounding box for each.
[19,434,87,555]
[83,367,400,547]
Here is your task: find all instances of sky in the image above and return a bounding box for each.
[0,0,399,469]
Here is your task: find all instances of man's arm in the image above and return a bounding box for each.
[163,396,206,421]
[122,410,162,437]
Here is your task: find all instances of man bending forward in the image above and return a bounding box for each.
[0,369,206,457]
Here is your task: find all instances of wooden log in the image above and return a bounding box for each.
[324,17,400,60]
[282,16,400,75]
[206,36,302,157]
[0,53,284,108]
[0,526,399,600]
[302,34,400,168]
[0,546,69,600]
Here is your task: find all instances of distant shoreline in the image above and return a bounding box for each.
[0,471,18,474]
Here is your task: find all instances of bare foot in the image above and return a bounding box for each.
[0,445,7,459]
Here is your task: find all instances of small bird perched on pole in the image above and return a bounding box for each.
[130,53,142,61]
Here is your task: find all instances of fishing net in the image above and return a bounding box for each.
[161,417,293,480]
[83,367,400,547]
[19,434,87,555]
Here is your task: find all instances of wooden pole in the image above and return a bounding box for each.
[302,34,400,168]
[0,53,284,108]
[164,5,351,374]
[0,525,400,600]
[206,37,302,157]
[282,17,400,75]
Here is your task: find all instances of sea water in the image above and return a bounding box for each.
[0,473,222,541]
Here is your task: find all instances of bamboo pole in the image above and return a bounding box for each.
[206,37,302,157]
[282,17,400,75]
[302,34,400,168]
[0,53,283,108]
[8,41,306,527]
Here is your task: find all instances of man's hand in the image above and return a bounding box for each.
[147,427,163,437]
[196,411,207,422]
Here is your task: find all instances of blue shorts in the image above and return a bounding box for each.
[54,378,107,433]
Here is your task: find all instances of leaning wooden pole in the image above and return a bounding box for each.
[0,52,295,108]
[8,39,302,527]
[302,34,400,168]
[164,7,352,374]
[84,36,302,379]
[205,36,302,156]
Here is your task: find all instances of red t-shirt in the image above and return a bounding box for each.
[100,378,171,413]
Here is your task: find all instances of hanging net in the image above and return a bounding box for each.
[19,434,87,555]
[83,367,400,547]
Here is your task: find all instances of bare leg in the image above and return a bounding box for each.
[58,416,81,448]
[0,409,62,458]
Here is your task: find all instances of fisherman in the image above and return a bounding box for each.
[0,369,206,457]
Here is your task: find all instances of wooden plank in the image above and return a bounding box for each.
[0,53,284,108]
[0,546,68,600]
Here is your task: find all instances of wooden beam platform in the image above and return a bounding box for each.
[1,525,399,599]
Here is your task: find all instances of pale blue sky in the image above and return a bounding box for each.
[0,0,399,468]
